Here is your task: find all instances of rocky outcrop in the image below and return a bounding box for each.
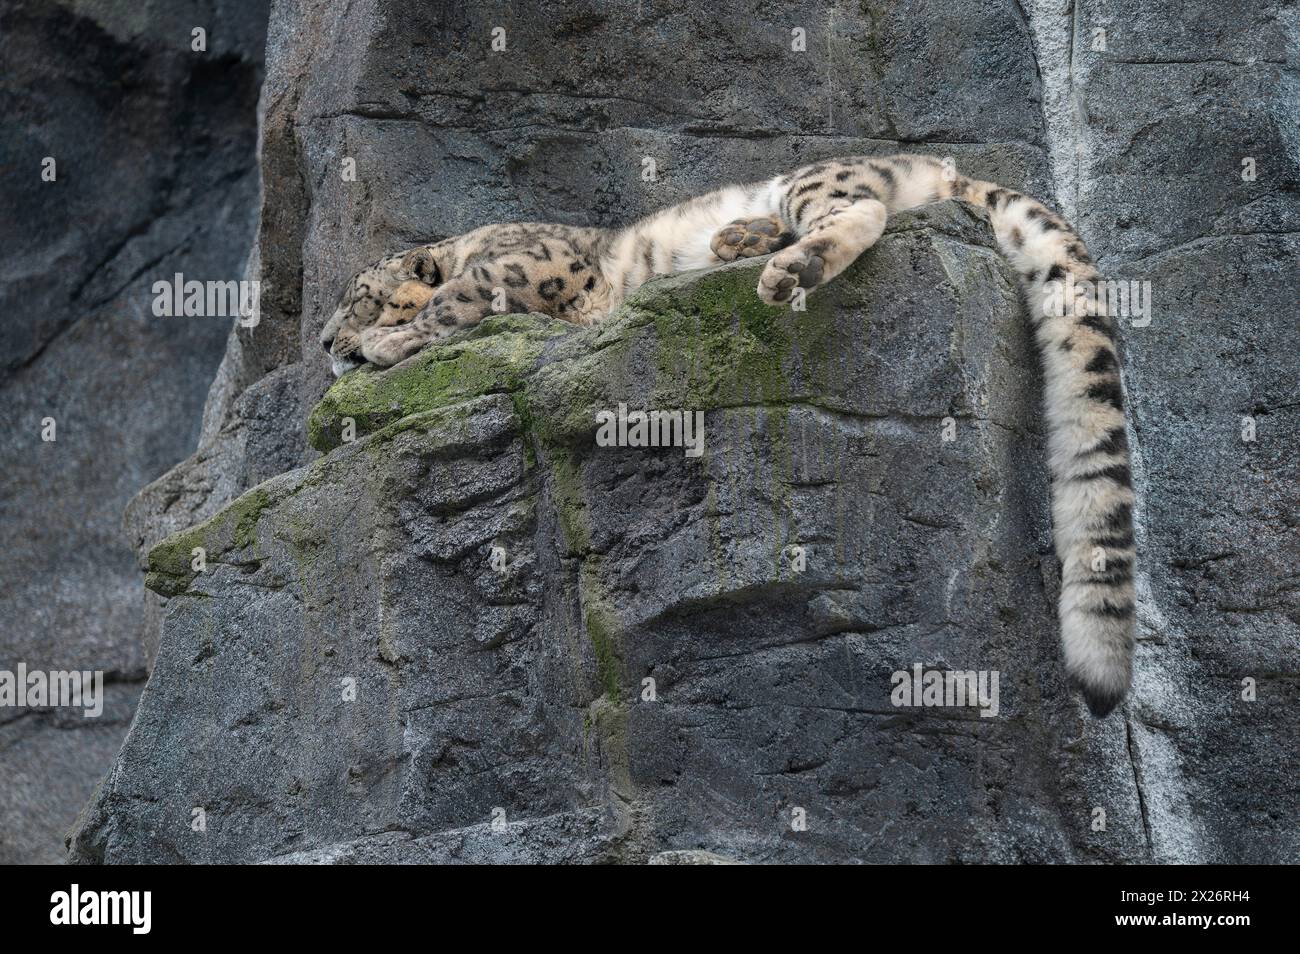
[69,0,1299,863]
[67,204,1201,863]
[0,0,267,863]
[121,0,1058,600]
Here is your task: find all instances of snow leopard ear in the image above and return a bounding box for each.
[399,247,441,285]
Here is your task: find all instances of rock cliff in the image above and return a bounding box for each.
[71,199,1296,863]
[59,0,1300,862]
[0,0,267,863]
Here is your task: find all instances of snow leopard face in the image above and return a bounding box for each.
[319,223,617,374]
[319,248,440,376]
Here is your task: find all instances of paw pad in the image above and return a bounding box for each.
[758,247,827,303]
[711,216,793,262]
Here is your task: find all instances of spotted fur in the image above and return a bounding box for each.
[321,154,1135,716]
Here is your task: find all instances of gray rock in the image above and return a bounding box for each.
[52,0,1300,863]
[261,806,626,865]
[647,850,745,865]
[0,685,139,865]
[73,206,1209,863]
[1051,0,1300,864]
[0,0,268,863]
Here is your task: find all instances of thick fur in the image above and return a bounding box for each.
[321,154,1136,716]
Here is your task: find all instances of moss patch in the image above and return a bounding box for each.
[522,259,843,450]
[308,313,572,452]
[582,574,624,702]
[308,259,848,459]
[145,394,523,600]
[145,487,276,596]
[644,260,840,411]
[548,449,592,555]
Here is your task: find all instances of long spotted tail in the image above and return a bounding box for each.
[669,153,1137,714]
[954,175,1136,716]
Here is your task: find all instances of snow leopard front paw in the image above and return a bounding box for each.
[360,324,432,367]
[710,216,793,262]
[757,241,828,304]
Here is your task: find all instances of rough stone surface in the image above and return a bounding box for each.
[0,0,267,863]
[647,850,744,865]
[72,197,1296,863]
[1034,0,1300,864]
[66,0,1300,863]
[77,206,1094,863]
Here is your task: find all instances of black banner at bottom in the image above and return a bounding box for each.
[0,863,1280,938]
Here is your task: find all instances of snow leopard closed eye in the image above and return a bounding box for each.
[319,248,444,374]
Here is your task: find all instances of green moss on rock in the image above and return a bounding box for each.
[145,486,277,596]
[582,582,624,702]
[523,258,842,449]
[308,313,571,452]
[643,260,839,410]
[548,449,592,554]
[307,258,853,459]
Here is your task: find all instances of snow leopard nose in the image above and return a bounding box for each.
[321,335,334,354]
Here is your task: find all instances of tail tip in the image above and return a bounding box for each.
[1077,681,1128,718]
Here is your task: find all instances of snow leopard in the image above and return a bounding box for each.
[320,154,1136,716]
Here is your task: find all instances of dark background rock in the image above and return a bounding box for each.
[0,0,268,863]
[6,0,1298,863]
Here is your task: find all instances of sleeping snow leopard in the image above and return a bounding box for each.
[320,154,1136,717]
